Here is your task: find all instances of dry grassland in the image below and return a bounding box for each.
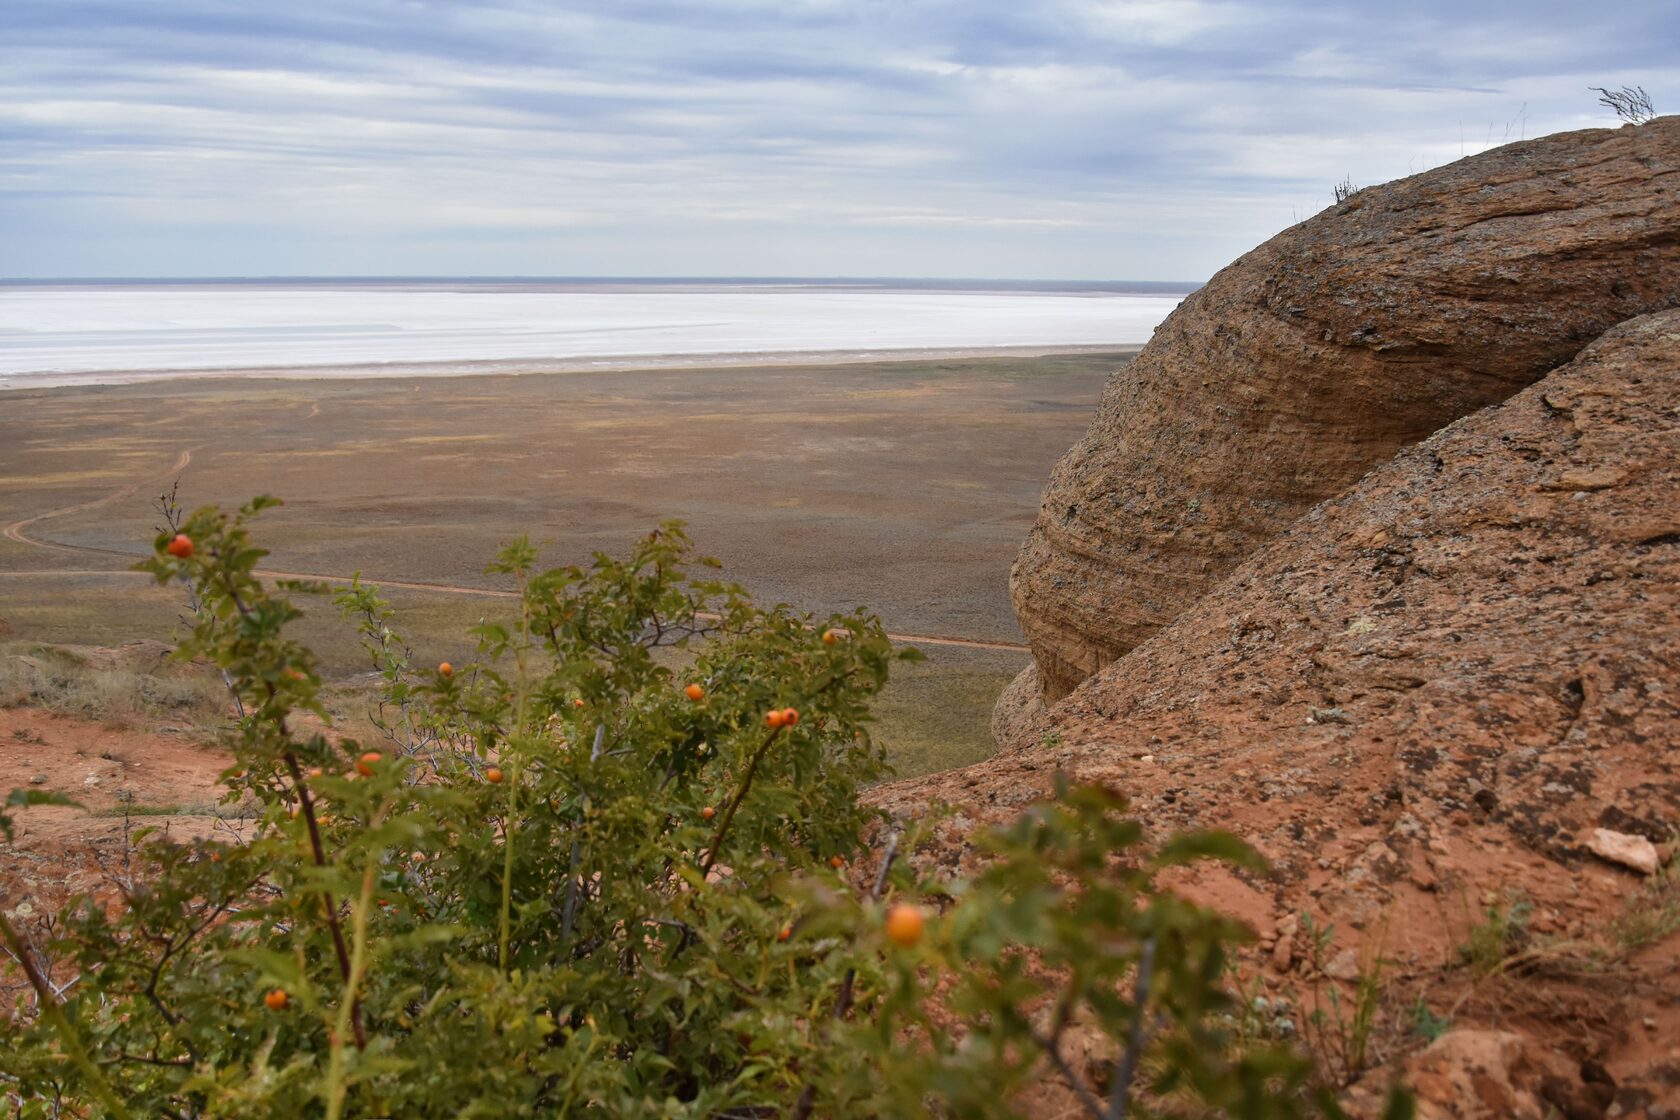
[0,351,1132,775]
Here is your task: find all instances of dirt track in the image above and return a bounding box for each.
[3,446,199,550]
[2,450,1028,654]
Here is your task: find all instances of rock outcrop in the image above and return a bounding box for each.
[1011,117,1680,706]
[881,309,1680,1114]
[1039,307,1680,864]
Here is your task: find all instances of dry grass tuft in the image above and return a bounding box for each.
[0,641,229,732]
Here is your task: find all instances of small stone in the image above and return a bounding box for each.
[1587,828,1660,876]
[1324,948,1362,982]
[1544,465,1627,491]
[28,774,47,785]
[1270,937,1295,973]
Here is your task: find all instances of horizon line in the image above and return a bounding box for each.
[0,274,1206,288]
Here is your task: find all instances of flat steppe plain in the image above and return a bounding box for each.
[0,351,1132,775]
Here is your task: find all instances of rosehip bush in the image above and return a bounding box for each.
[0,498,1407,1119]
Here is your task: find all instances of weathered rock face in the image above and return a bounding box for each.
[988,661,1047,752]
[881,310,1680,1110]
[1043,307,1680,869]
[1013,117,1680,703]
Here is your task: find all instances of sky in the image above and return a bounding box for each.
[2,0,1676,281]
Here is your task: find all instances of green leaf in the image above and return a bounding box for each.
[1154,828,1268,873]
[223,948,309,995]
[1382,1085,1418,1120]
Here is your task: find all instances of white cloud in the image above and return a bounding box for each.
[1,0,1676,278]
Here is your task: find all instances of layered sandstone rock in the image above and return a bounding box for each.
[1012,117,1680,704]
[882,310,1680,1112]
[1044,307,1680,861]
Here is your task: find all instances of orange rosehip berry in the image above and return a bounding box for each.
[885,904,925,948]
[356,751,382,777]
[264,988,289,1011]
[701,805,716,821]
[766,709,787,729]
[484,767,504,784]
[822,629,840,645]
[439,661,453,678]
[165,533,194,559]
[777,924,793,942]
[573,698,586,709]
[685,682,705,701]
[829,855,845,870]
[781,708,799,727]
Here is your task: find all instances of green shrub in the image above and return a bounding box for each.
[1458,893,1532,978]
[0,498,1406,1118]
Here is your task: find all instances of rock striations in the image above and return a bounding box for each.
[1009,117,1680,707]
[884,307,1680,1119]
[879,118,1680,1116]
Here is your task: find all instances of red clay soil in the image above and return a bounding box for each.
[0,707,234,921]
[876,311,1680,1118]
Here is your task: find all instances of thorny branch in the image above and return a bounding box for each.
[155,482,245,723]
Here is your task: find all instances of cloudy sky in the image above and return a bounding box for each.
[3,0,1675,281]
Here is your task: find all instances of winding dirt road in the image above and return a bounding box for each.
[3,446,199,552]
[1,448,1029,655]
